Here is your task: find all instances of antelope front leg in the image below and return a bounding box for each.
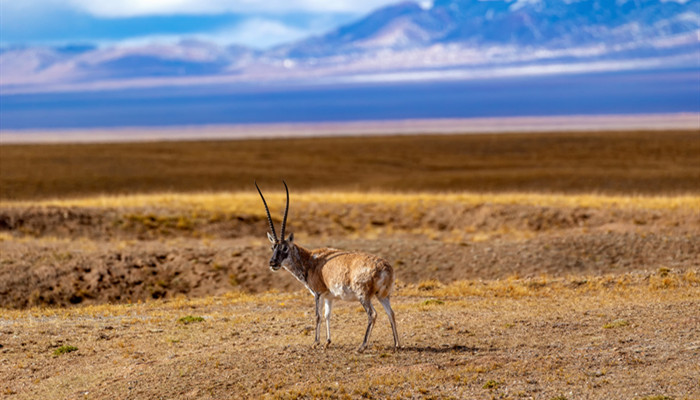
[312,293,322,348]
[323,297,333,349]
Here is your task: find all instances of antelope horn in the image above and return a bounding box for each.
[280,180,290,240]
[255,180,277,241]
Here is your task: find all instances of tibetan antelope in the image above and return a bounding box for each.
[255,181,400,352]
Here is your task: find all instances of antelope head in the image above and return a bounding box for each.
[255,180,294,271]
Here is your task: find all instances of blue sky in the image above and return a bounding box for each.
[0,0,406,48]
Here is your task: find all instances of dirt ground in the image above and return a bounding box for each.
[1,200,698,308]
[1,272,698,399]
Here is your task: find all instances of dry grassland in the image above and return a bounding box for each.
[1,190,698,399]
[1,272,698,399]
[1,130,699,399]
[2,130,699,200]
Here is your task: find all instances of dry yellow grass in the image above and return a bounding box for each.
[2,191,698,213]
[2,269,695,319]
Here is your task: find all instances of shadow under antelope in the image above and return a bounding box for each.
[255,181,400,353]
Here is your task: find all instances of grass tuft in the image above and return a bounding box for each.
[603,319,629,329]
[53,345,78,356]
[482,380,500,389]
[177,315,205,325]
[417,280,443,291]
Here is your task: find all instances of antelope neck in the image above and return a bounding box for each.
[283,243,313,285]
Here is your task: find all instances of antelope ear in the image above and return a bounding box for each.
[287,232,294,243]
[267,232,276,243]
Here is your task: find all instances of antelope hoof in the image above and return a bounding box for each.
[357,345,367,353]
[312,341,320,349]
[323,340,331,350]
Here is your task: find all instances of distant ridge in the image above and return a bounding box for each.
[2,113,697,144]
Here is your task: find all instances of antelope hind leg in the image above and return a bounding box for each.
[378,296,401,350]
[357,298,377,353]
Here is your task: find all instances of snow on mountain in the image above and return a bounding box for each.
[277,0,700,56]
[1,0,698,93]
[260,0,699,85]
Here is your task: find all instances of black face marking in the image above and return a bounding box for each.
[269,241,291,271]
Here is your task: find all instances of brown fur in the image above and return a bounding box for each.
[276,241,400,352]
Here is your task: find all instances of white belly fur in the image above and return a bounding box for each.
[328,284,358,301]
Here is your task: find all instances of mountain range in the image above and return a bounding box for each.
[1,0,698,94]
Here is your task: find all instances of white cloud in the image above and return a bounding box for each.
[0,0,362,48]
[418,1,434,10]
[509,0,542,11]
[216,18,313,48]
[97,18,313,49]
[95,21,313,49]
[62,0,401,18]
